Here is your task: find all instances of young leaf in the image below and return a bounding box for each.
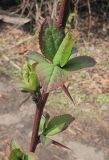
[29,72,39,91]
[9,149,38,160]
[28,52,48,64]
[17,83,34,93]
[36,62,68,93]
[44,112,50,129]
[44,114,74,137]
[23,62,40,92]
[39,18,65,61]
[64,56,96,71]
[9,149,24,160]
[53,31,78,67]
[39,113,50,134]
[39,115,46,134]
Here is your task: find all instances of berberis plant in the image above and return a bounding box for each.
[9,0,96,159]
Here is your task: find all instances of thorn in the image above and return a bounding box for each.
[52,139,72,151]
[62,84,75,105]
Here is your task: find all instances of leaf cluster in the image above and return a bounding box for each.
[15,15,96,157]
[9,142,38,160]
[39,113,74,145]
[27,18,95,94]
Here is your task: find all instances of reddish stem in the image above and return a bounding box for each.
[30,0,71,153]
[57,0,71,28]
[30,92,49,152]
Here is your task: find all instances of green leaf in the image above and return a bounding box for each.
[44,114,74,137]
[22,62,40,92]
[9,149,38,160]
[29,72,39,91]
[44,113,50,129]
[53,31,78,67]
[39,18,64,61]
[17,83,34,93]
[28,52,48,64]
[9,149,24,160]
[39,113,50,134]
[39,115,46,134]
[36,62,68,93]
[64,56,96,71]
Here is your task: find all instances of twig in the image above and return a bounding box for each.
[2,55,21,71]
[87,0,91,40]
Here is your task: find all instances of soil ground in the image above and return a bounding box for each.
[0,22,109,160]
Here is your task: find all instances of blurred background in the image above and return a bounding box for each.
[0,1,109,160]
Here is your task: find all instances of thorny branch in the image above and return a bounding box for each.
[30,0,71,153]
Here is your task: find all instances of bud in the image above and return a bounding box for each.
[22,61,40,92]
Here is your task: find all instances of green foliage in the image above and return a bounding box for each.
[44,114,74,137]
[17,83,34,93]
[44,113,50,129]
[53,31,78,67]
[39,18,64,61]
[34,17,95,147]
[9,149,37,160]
[7,0,97,158]
[39,113,50,134]
[23,62,39,91]
[64,56,96,71]
[9,149,24,160]
[28,52,48,64]
[35,55,95,93]
[39,114,74,143]
[36,62,67,93]
[17,12,96,155]
[9,143,38,160]
[39,115,46,134]
[26,18,96,94]
[18,61,40,94]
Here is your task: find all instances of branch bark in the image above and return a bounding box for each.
[57,0,71,28]
[30,91,49,152]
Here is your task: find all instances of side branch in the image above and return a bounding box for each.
[57,0,71,28]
